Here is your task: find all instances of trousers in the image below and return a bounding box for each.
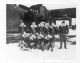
[60,34,67,48]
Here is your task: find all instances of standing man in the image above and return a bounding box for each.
[59,21,69,49]
[19,21,26,33]
[44,22,50,34]
[31,22,37,34]
[51,22,57,35]
[38,21,45,33]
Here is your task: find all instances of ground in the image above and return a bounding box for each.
[6,42,76,63]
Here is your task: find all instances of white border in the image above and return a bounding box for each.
[0,0,80,63]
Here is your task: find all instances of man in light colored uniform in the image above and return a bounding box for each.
[38,21,45,33]
[44,22,50,34]
[19,22,26,33]
[31,22,37,34]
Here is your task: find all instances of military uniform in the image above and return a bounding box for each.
[19,22,26,33]
[44,34,54,51]
[29,33,37,49]
[19,32,30,48]
[19,22,27,49]
[48,25,56,51]
[37,33,45,50]
[31,23,37,34]
[59,25,69,49]
[38,21,45,33]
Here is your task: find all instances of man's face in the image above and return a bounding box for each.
[32,22,35,25]
[52,23,55,26]
[62,23,65,26]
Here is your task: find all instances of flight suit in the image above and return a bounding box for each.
[59,25,69,49]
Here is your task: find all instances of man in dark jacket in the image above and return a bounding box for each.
[59,21,69,49]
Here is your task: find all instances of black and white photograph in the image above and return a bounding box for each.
[1,0,80,63]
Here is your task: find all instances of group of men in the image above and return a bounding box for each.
[19,21,69,51]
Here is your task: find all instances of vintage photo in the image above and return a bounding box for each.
[6,4,76,61]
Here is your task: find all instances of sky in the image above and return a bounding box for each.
[22,4,76,10]
[15,3,77,10]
